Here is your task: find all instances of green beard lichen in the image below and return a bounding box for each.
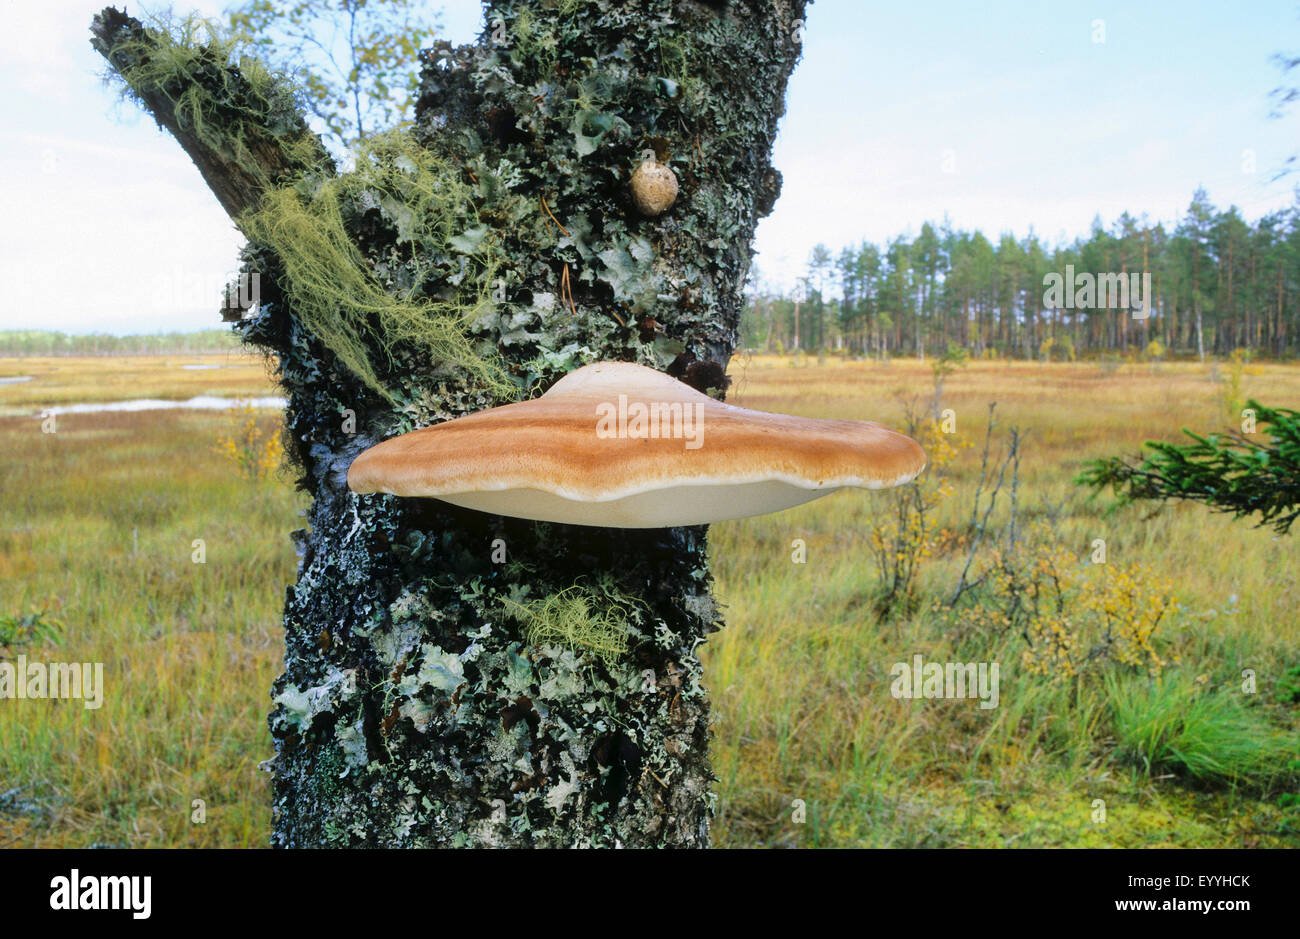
[499,581,643,666]
[105,13,515,404]
[242,132,516,402]
[102,12,324,189]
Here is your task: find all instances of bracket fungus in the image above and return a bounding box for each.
[629,159,678,216]
[348,362,926,528]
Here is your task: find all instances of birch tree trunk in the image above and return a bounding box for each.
[93,0,806,847]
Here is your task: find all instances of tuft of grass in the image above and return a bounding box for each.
[1107,673,1299,792]
[0,610,63,654]
[1276,664,1300,704]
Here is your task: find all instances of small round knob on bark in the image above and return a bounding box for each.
[630,160,678,216]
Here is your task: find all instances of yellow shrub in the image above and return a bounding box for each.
[1009,546,1176,678]
[212,402,281,479]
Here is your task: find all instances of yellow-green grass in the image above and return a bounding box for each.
[707,355,1300,847]
[0,400,303,847]
[0,353,1297,847]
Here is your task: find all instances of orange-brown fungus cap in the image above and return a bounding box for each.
[347,361,927,528]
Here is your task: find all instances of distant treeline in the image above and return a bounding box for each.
[743,188,1300,360]
[0,329,240,357]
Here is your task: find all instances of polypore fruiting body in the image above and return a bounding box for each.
[629,160,678,216]
[347,362,926,528]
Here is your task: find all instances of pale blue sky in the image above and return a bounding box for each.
[0,0,1296,333]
